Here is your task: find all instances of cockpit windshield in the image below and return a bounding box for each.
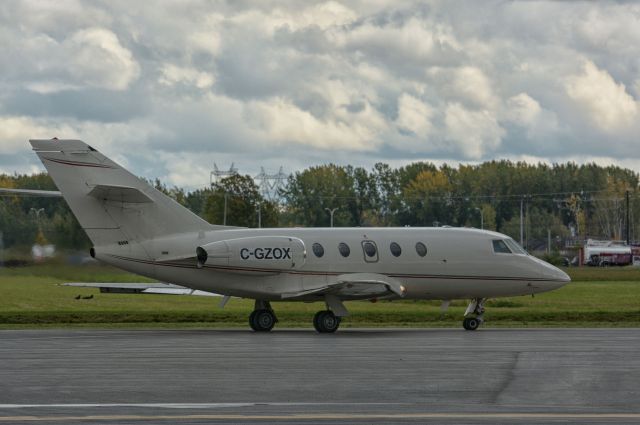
[504,238,527,255]
[492,240,512,253]
[492,238,528,255]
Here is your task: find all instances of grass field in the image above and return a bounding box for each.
[0,260,639,328]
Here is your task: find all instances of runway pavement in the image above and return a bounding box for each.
[0,328,639,424]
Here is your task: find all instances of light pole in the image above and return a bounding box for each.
[30,208,46,246]
[30,208,45,232]
[474,207,484,230]
[30,207,45,221]
[325,207,338,227]
[223,193,228,226]
[520,197,524,246]
[256,203,262,228]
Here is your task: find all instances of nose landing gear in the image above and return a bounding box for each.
[463,298,486,331]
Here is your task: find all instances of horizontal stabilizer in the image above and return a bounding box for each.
[87,185,153,204]
[0,188,62,197]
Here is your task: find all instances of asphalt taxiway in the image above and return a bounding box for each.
[0,328,639,424]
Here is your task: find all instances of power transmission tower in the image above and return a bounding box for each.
[254,166,287,202]
[210,163,238,187]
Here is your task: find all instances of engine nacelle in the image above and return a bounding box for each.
[196,236,306,271]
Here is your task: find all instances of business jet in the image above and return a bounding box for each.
[7,139,570,332]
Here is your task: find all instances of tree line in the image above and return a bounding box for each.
[1,160,639,251]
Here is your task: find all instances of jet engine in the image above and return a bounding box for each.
[196,236,306,271]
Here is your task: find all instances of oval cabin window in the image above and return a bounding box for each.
[338,242,350,257]
[390,242,402,257]
[415,242,427,257]
[312,243,325,258]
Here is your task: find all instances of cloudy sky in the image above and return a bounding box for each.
[1,0,640,189]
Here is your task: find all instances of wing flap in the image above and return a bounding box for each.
[336,273,407,297]
[281,273,406,300]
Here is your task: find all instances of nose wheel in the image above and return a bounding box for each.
[462,298,486,331]
[463,317,481,331]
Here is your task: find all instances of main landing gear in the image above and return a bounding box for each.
[249,300,277,332]
[248,299,345,333]
[313,295,348,333]
[313,310,341,333]
[463,298,486,331]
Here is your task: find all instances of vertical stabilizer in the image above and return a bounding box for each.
[30,139,219,246]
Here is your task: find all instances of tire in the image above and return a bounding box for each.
[250,309,275,332]
[463,317,480,331]
[313,311,324,332]
[314,310,341,333]
[249,310,259,331]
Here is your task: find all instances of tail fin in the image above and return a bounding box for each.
[30,139,220,246]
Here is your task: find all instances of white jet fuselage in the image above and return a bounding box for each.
[96,226,569,302]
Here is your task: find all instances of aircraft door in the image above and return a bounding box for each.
[361,240,379,263]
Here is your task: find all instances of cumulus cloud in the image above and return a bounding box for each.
[0,116,73,154]
[450,67,498,110]
[247,97,387,151]
[2,25,139,93]
[445,103,504,159]
[159,64,215,89]
[565,60,638,132]
[395,93,434,138]
[65,28,140,91]
[1,1,640,186]
[505,93,541,126]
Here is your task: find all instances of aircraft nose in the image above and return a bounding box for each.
[552,267,571,284]
[544,263,571,289]
[532,256,571,288]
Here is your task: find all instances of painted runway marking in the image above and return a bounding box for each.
[0,403,404,409]
[0,413,640,422]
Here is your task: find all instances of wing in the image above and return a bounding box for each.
[62,282,220,296]
[282,273,407,300]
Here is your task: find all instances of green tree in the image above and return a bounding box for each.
[371,163,401,226]
[281,164,359,227]
[402,169,453,226]
[204,174,277,227]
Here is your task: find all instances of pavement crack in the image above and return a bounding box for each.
[490,351,521,404]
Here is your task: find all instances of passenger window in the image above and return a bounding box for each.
[415,242,427,257]
[390,242,402,257]
[361,241,378,262]
[312,243,324,258]
[492,240,512,254]
[338,242,350,257]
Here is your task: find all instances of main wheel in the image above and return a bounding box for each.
[313,311,323,331]
[250,309,275,332]
[463,317,480,331]
[313,310,341,333]
[249,310,258,330]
